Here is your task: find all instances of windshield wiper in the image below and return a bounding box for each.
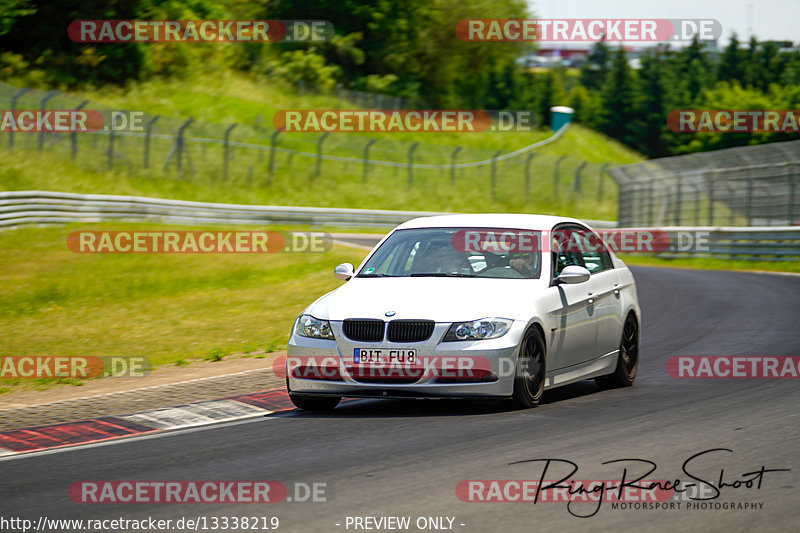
[358,273,396,277]
[409,273,475,277]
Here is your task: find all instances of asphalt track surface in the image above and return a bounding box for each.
[2,266,799,532]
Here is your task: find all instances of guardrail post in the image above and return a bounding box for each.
[450,146,462,184]
[674,174,682,225]
[553,156,566,201]
[491,150,502,201]
[8,88,29,149]
[71,100,89,159]
[648,182,655,226]
[363,138,377,183]
[315,132,329,180]
[407,142,419,187]
[144,115,159,169]
[38,91,57,151]
[524,153,536,199]
[268,129,281,185]
[223,123,236,180]
[598,162,610,200]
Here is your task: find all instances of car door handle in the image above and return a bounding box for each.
[613,283,621,296]
[587,292,595,304]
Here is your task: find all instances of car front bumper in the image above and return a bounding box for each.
[287,321,526,398]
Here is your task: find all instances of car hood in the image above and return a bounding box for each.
[305,277,547,322]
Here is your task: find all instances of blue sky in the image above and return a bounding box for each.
[528,0,799,44]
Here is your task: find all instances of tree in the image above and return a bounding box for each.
[598,46,635,145]
[579,39,610,91]
[536,68,566,126]
[718,33,743,83]
[631,52,671,157]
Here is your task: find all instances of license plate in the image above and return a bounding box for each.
[353,348,416,365]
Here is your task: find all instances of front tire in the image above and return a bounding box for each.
[596,313,639,388]
[287,376,341,411]
[512,327,546,408]
[289,393,341,411]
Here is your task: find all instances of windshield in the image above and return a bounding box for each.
[357,228,542,279]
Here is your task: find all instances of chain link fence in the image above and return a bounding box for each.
[0,82,613,210]
[610,141,800,227]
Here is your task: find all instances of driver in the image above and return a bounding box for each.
[509,252,534,276]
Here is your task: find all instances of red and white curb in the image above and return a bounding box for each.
[0,388,294,456]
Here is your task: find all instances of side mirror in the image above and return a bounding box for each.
[555,265,590,285]
[334,263,354,281]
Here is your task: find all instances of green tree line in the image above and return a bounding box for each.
[1,0,799,156]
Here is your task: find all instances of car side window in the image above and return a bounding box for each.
[554,250,582,277]
[582,250,612,274]
[581,229,613,274]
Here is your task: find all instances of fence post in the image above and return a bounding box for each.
[162,117,193,173]
[789,168,796,226]
[144,115,159,169]
[598,162,610,200]
[746,172,753,225]
[178,117,193,174]
[674,174,682,225]
[363,138,377,183]
[571,161,587,196]
[315,132,329,179]
[407,142,419,187]
[525,153,536,199]
[71,100,89,159]
[268,129,281,185]
[707,173,715,225]
[38,91,57,151]
[450,146,462,184]
[107,125,115,169]
[223,123,237,180]
[553,155,566,201]
[491,150,502,201]
[8,88,29,149]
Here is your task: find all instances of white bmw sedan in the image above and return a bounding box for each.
[287,214,640,411]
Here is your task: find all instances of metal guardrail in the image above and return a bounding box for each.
[8,192,799,261]
[0,191,617,230]
[618,226,800,262]
[0,191,453,229]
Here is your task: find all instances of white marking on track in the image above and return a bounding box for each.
[120,399,269,430]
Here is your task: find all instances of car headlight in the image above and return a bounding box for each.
[295,314,335,340]
[443,318,513,341]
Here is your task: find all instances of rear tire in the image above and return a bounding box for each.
[596,313,639,388]
[512,327,546,408]
[289,393,341,411]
